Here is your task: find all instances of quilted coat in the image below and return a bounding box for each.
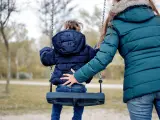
[40,30,97,85]
[74,3,160,102]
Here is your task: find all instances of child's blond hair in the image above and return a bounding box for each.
[64,20,83,32]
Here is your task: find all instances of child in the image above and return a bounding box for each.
[40,20,98,120]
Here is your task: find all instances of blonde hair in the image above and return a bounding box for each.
[64,20,83,32]
[98,0,160,48]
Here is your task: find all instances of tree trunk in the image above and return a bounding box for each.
[1,27,11,93]
[16,72,19,80]
[15,56,19,80]
[5,50,11,93]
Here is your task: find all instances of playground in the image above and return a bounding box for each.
[0,81,124,115]
[0,82,159,120]
[1,0,160,119]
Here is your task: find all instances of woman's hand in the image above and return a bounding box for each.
[61,74,79,86]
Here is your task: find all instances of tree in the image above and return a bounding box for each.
[38,34,50,49]
[84,29,99,47]
[0,40,7,79]
[79,7,102,47]
[0,0,16,93]
[11,23,29,79]
[0,23,48,80]
[80,6,102,32]
[39,0,76,39]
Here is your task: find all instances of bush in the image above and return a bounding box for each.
[19,72,32,80]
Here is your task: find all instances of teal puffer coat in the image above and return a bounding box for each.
[74,5,160,103]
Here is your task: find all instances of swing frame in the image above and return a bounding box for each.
[46,0,107,106]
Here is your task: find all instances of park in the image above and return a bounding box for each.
[1,0,160,120]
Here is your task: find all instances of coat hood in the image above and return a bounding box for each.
[52,30,86,55]
[115,6,155,23]
[110,0,155,23]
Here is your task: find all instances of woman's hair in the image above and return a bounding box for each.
[98,0,160,48]
[64,20,83,32]
[149,0,160,16]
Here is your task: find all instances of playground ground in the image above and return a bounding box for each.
[0,109,130,120]
[1,108,159,120]
[0,80,159,120]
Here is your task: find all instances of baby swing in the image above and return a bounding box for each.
[46,0,107,106]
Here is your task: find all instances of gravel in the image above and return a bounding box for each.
[0,109,159,120]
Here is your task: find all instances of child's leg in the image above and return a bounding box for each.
[51,104,63,120]
[51,85,67,120]
[72,106,84,120]
[53,84,86,120]
[71,84,87,120]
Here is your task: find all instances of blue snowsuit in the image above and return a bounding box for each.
[40,30,97,85]
[40,30,98,120]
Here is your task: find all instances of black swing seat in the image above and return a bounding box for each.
[46,92,105,106]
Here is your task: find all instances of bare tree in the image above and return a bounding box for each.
[79,7,102,47]
[39,0,76,39]
[80,7,102,32]
[0,0,16,93]
[12,23,28,80]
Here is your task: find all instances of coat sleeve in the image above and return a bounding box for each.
[74,28,119,83]
[39,47,56,66]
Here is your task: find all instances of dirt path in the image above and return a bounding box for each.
[0,109,159,120]
[0,81,123,89]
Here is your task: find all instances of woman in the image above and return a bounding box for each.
[61,0,160,119]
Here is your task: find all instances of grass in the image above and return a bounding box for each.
[0,84,126,115]
[87,88,126,111]
[0,84,51,115]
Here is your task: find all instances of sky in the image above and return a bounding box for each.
[12,0,160,40]
[12,0,105,40]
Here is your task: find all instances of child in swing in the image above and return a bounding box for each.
[39,20,98,120]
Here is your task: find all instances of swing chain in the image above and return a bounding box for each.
[98,0,107,93]
[50,0,55,70]
[51,0,54,39]
[99,73,103,93]
[102,0,107,28]
[49,0,55,92]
